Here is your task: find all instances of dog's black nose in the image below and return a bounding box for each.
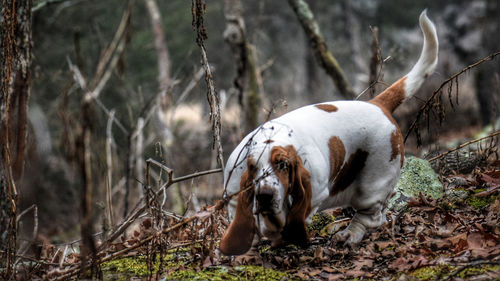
[256,187,274,213]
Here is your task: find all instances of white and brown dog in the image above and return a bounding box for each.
[220,11,438,256]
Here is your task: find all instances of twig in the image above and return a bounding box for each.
[146,158,174,180]
[60,245,69,268]
[368,26,381,98]
[85,26,128,102]
[16,204,36,223]
[14,205,38,267]
[192,0,225,170]
[105,110,115,227]
[93,97,129,134]
[90,0,133,92]
[404,50,500,144]
[49,172,240,281]
[51,204,221,281]
[170,168,222,184]
[174,67,205,106]
[31,0,85,12]
[135,118,146,193]
[427,131,500,162]
[4,252,59,266]
[52,231,103,247]
[48,161,224,280]
[355,56,391,101]
[97,164,219,253]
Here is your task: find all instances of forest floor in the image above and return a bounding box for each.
[20,160,500,280]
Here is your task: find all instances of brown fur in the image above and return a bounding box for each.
[390,130,405,167]
[331,149,369,195]
[328,136,346,182]
[369,97,405,168]
[219,158,257,255]
[270,145,312,247]
[315,104,338,113]
[370,76,407,113]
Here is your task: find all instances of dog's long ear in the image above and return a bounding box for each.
[219,168,256,255]
[282,147,312,247]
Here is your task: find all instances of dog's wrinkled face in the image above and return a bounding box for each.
[220,144,312,255]
[251,145,294,245]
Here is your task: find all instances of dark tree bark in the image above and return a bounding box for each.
[224,0,262,134]
[1,0,32,278]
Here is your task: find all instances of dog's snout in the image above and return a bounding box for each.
[256,187,274,213]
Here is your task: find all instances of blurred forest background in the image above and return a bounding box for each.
[1,0,499,277]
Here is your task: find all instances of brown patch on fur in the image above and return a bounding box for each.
[264,139,274,144]
[331,149,369,195]
[328,136,346,182]
[390,130,405,167]
[370,94,406,168]
[370,76,407,113]
[219,158,256,256]
[315,104,338,113]
[270,145,312,247]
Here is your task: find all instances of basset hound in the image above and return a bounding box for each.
[220,11,439,255]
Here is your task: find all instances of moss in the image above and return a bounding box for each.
[307,212,335,234]
[164,265,289,281]
[466,195,496,209]
[259,245,272,254]
[101,253,182,280]
[459,188,499,210]
[457,264,500,279]
[410,265,455,280]
[411,264,500,280]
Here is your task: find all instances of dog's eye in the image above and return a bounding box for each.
[275,160,289,171]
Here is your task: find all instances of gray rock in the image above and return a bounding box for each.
[389,156,444,211]
[443,189,468,205]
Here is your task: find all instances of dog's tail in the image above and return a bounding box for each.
[370,10,438,113]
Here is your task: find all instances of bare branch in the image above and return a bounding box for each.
[368,26,381,98]
[404,50,500,144]
[427,131,500,162]
[288,0,355,99]
[105,110,115,227]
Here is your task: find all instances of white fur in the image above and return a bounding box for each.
[404,10,439,101]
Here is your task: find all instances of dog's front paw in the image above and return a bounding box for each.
[334,222,366,245]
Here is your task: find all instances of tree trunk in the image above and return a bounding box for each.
[224,0,262,134]
[1,0,32,278]
[144,0,171,110]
